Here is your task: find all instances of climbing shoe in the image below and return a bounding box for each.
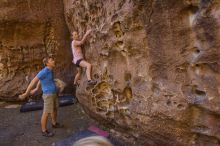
[52,122,64,128]
[87,80,97,85]
[42,130,54,137]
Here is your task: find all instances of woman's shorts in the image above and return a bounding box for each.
[75,59,83,67]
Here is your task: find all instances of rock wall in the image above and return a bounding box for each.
[0,0,73,100]
[64,0,220,145]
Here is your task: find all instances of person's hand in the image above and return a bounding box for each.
[18,93,28,100]
[30,88,38,95]
[86,29,92,35]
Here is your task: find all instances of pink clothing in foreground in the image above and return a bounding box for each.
[71,40,83,64]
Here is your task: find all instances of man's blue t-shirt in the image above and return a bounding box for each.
[37,67,57,94]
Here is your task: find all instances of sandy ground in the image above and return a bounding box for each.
[0,102,96,146]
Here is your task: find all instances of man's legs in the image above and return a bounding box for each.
[41,94,54,137]
[41,112,54,137]
[51,108,57,125]
[51,94,63,128]
[41,112,49,132]
[74,67,81,85]
[51,108,63,128]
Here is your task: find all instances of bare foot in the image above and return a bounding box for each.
[73,80,80,87]
[18,93,27,100]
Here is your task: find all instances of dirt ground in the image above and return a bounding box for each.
[0,102,97,146]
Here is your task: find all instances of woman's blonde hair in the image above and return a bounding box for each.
[73,136,113,146]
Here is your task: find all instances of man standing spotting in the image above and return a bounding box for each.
[19,56,63,137]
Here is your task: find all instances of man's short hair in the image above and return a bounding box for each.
[43,55,54,66]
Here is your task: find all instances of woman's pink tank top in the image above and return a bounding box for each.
[71,41,83,64]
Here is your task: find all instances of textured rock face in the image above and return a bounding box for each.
[0,0,73,100]
[64,0,220,145]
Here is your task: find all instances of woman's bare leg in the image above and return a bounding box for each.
[74,67,81,85]
[79,60,92,80]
